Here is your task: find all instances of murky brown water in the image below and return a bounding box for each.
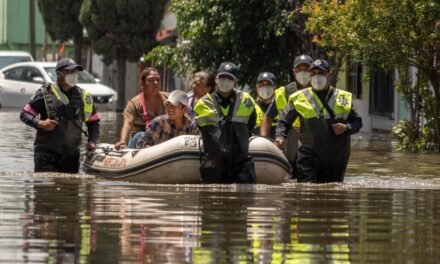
[1,109,440,263]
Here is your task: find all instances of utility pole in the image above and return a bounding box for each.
[29,0,36,59]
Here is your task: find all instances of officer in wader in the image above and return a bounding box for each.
[194,62,257,183]
[20,58,100,173]
[260,54,314,175]
[275,59,362,183]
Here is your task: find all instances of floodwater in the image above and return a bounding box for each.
[1,109,440,263]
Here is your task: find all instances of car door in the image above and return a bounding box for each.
[0,66,44,108]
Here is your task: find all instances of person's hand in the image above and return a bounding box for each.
[86,142,96,152]
[114,141,127,150]
[332,122,348,135]
[274,137,285,149]
[37,119,59,131]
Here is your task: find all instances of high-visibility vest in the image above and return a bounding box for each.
[41,83,94,122]
[194,90,255,127]
[275,86,300,128]
[289,87,352,120]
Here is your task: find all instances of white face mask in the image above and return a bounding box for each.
[258,86,274,100]
[217,79,234,93]
[295,71,311,87]
[64,72,79,87]
[311,74,328,91]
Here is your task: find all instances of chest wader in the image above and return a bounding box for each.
[34,84,92,173]
[291,87,352,183]
[195,91,256,183]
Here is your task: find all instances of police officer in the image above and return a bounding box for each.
[260,54,314,137]
[194,62,257,183]
[253,71,277,138]
[260,54,314,175]
[20,58,100,173]
[275,59,362,183]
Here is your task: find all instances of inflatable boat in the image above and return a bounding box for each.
[83,135,292,184]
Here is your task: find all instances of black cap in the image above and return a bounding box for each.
[217,62,238,80]
[56,58,84,71]
[309,59,330,72]
[256,72,276,85]
[293,54,313,68]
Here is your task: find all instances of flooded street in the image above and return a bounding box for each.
[1,109,440,263]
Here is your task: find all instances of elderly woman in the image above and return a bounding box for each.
[115,67,168,149]
[187,71,214,118]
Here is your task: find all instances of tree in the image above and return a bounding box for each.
[303,0,440,151]
[148,0,311,87]
[37,0,84,63]
[80,0,167,111]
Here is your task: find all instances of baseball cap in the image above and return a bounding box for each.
[56,58,84,71]
[166,90,189,106]
[256,72,276,85]
[293,54,313,68]
[217,62,238,80]
[309,59,330,72]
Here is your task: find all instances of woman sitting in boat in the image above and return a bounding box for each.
[187,71,215,118]
[115,67,168,150]
[137,90,200,148]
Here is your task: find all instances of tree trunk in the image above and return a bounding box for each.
[116,51,127,112]
[73,33,83,65]
[431,75,440,151]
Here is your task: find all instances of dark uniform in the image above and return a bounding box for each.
[195,90,257,183]
[265,83,299,173]
[20,82,100,173]
[276,87,362,183]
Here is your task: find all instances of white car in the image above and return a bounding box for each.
[0,51,34,69]
[0,61,117,108]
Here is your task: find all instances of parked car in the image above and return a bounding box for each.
[0,61,117,108]
[0,51,34,69]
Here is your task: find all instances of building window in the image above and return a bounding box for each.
[347,62,362,99]
[369,69,394,118]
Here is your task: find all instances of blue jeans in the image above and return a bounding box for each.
[128,131,144,148]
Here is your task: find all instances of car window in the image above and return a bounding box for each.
[3,67,25,81]
[44,66,97,84]
[21,67,44,83]
[0,56,33,69]
[3,66,43,83]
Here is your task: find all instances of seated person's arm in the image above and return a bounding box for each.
[115,101,136,150]
[137,119,160,148]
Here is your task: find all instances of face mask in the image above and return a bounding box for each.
[258,86,274,100]
[217,79,234,93]
[64,73,79,87]
[295,71,311,87]
[311,74,328,91]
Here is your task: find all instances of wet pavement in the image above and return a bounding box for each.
[0,109,440,263]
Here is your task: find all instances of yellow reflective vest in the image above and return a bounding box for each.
[194,90,255,127]
[288,87,352,120]
[42,83,94,122]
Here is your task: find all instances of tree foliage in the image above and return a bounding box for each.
[80,0,167,111]
[148,0,309,86]
[304,0,440,151]
[37,0,84,63]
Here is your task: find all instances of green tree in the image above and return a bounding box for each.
[37,0,84,63]
[80,0,167,111]
[304,0,440,151]
[148,0,312,87]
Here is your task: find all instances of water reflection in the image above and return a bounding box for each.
[1,110,440,263]
[1,179,440,263]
